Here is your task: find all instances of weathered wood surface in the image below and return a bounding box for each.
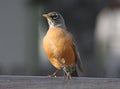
[0,76,120,89]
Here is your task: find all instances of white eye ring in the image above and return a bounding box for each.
[51,14,59,20]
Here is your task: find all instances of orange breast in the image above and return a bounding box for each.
[42,26,75,69]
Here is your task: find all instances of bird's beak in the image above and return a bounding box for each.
[42,14,50,18]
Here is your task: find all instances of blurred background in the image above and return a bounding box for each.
[0,0,120,78]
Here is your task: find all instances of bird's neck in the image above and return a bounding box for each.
[55,24,66,29]
[49,23,67,31]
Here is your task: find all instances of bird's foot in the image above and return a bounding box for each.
[64,72,71,79]
[48,74,57,77]
[48,69,60,78]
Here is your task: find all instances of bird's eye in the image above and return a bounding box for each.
[51,14,59,20]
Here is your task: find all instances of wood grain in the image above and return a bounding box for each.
[0,76,120,89]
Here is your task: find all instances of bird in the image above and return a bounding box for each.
[42,11,83,79]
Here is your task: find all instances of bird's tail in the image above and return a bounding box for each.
[71,63,84,77]
[71,64,84,77]
[76,60,84,77]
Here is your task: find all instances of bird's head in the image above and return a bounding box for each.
[42,12,66,28]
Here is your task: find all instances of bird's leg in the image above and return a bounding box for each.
[66,72,71,79]
[49,69,60,77]
[63,67,71,79]
[64,72,71,79]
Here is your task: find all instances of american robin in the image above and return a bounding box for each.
[42,11,83,79]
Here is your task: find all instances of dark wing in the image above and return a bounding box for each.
[72,39,84,76]
[67,31,84,76]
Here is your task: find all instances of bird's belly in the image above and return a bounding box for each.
[43,37,75,69]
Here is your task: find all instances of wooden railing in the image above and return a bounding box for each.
[0,76,120,89]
